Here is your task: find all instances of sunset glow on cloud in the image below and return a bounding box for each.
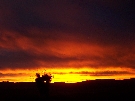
[0,0,135,82]
[0,67,135,83]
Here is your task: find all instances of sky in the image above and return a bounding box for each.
[0,0,135,82]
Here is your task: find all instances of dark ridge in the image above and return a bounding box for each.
[0,78,135,101]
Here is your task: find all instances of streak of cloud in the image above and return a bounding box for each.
[0,0,135,72]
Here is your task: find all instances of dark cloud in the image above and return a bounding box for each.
[89,71,133,76]
[0,0,135,70]
[0,49,38,69]
[71,70,133,76]
[0,72,25,77]
[0,70,132,80]
[51,70,133,76]
[81,0,135,31]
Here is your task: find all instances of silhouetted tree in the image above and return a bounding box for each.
[35,72,52,100]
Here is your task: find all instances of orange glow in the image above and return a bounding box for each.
[0,67,135,83]
[0,1,135,85]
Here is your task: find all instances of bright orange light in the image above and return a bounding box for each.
[0,67,135,83]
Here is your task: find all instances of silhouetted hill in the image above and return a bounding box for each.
[0,79,135,101]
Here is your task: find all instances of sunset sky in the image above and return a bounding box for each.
[0,0,135,83]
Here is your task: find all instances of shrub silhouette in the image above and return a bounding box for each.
[35,72,52,99]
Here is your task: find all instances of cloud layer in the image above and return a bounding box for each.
[0,0,135,72]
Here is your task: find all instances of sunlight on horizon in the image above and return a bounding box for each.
[0,67,135,83]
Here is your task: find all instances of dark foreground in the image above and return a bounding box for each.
[0,79,135,101]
